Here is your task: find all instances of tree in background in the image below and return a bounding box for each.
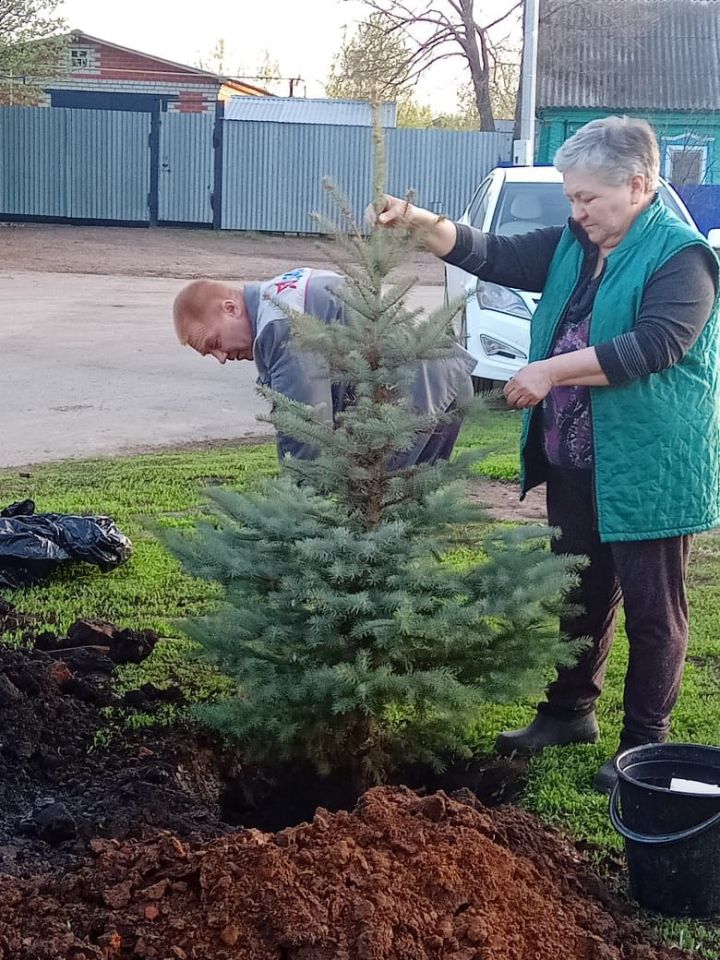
[166,147,582,792]
[195,37,228,75]
[436,57,519,130]
[346,0,523,131]
[326,13,434,128]
[0,0,67,105]
[196,42,287,94]
[253,50,282,87]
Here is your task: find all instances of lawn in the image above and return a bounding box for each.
[0,407,718,956]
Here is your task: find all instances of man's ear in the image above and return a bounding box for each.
[222,298,239,316]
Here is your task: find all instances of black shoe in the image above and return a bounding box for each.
[592,740,658,795]
[494,710,600,757]
[592,757,618,795]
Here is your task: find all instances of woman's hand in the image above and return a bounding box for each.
[366,195,458,257]
[365,195,434,230]
[504,361,555,409]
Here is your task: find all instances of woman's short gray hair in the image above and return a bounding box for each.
[554,116,660,189]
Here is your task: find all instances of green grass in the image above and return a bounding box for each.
[0,405,522,638]
[456,400,523,481]
[0,443,277,636]
[0,410,717,955]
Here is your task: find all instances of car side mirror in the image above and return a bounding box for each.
[707,228,720,250]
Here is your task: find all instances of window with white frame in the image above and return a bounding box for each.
[662,135,712,187]
[70,48,90,70]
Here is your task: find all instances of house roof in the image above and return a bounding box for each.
[537,0,720,112]
[69,31,271,96]
[224,96,397,127]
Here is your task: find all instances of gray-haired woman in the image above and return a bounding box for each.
[374,116,720,793]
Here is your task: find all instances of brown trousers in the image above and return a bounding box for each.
[540,467,692,746]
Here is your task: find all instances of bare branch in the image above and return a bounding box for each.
[402,50,466,84]
[347,0,519,130]
[444,0,464,16]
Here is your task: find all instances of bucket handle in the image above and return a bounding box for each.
[610,781,720,846]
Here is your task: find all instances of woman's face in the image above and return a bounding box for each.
[562,168,652,252]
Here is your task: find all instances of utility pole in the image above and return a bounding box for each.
[513,0,540,166]
[288,77,302,97]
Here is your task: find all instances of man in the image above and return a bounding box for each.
[172,267,475,465]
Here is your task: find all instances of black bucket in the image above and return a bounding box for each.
[610,743,720,917]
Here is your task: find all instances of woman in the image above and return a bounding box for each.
[374,116,720,792]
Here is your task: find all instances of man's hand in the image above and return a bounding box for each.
[503,361,555,409]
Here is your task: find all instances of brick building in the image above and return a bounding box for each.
[42,30,269,114]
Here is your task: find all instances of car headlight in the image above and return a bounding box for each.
[476,282,533,320]
[479,335,527,360]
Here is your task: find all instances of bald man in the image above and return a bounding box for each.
[173,267,475,464]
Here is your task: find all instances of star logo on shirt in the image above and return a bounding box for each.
[274,269,306,295]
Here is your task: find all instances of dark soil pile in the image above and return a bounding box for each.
[0,613,227,878]
[0,601,702,959]
[0,788,695,960]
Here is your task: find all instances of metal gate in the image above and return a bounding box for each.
[158,111,215,224]
[0,107,151,221]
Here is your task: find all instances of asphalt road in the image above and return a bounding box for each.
[0,271,442,468]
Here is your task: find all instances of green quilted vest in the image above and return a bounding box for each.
[520,200,720,542]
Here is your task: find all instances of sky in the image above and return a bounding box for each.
[56,0,522,112]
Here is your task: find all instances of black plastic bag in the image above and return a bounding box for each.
[0,500,132,588]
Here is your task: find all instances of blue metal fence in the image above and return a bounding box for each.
[158,111,215,224]
[0,105,512,230]
[0,106,150,221]
[220,122,512,232]
[220,121,375,232]
[0,107,66,217]
[386,128,512,218]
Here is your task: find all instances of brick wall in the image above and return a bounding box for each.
[58,39,219,112]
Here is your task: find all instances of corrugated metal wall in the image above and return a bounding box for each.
[221,122,512,233]
[0,106,512,230]
[67,110,150,220]
[0,107,150,221]
[221,121,375,232]
[0,107,66,217]
[386,129,513,217]
[158,112,215,224]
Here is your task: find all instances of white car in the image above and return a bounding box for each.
[445,166,698,391]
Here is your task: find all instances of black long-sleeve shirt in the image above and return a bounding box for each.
[443,222,718,385]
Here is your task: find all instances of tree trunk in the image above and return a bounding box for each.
[473,69,496,132]
[457,0,495,132]
[513,19,524,142]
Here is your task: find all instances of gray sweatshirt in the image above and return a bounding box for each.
[243,268,475,463]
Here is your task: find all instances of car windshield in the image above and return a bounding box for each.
[491,183,570,236]
[490,180,688,237]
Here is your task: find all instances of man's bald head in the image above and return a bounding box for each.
[173,279,253,364]
[173,279,236,347]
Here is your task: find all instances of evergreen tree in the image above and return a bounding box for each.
[167,159,581,790]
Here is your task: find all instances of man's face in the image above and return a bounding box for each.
[188,298,252,364]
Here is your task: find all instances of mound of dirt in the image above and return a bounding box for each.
[0,611,227,878]
[0,601,702,959]
[0,788,694,960]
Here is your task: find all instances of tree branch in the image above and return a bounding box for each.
[481,0,523,33]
